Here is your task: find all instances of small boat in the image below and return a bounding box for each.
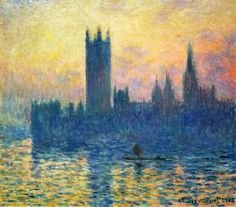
[123,155,167,161]
[123,143,167,161]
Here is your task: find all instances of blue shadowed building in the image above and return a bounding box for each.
[85,28,111,114]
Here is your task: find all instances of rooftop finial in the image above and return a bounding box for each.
[106,27,110,38]
[97,26,102,40]
[187,41,194,72]
[188,41,193,55]
[155,75,158,87]
[86,27,90,41]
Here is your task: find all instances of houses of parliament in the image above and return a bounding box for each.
[85,27,216,113]
[30,27,235,148]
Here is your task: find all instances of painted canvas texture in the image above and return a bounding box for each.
[0,0,236,206]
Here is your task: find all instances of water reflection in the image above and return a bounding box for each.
[0,138,235,206]
[0,139,92,206]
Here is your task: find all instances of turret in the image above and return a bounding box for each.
[113,86,129,112]
[187,42,193,71]
[106,29,110,42]
[86,28,90,42]
[211,84,216,105]
[151,76,163,111]
[164,73,175,113]
[113,86,117,110]
[97,27,102,41]
[125,86,129,103]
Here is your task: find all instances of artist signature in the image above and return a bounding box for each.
[178,196,235,204]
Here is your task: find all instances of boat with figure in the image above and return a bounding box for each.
[123,143,168,162]
[123,155,167,161]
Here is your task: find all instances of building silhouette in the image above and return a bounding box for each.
[113,86,130,112]
[151,77,163,111]
[163,73,175,112]
[199,85,217,106]
[86,28,111,113]
[30,29,236,149]
[183,43,199,107]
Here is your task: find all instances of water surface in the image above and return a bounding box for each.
[0,138,235,206]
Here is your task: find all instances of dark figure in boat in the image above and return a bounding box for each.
[133,143,142,157]
[124,143,167,161]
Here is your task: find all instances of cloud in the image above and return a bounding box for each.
[195,31,236,99]
[152,12,169,24]
[162,0,197,9]
[226,32,236,47]
[123,46,149,58]
[198,31,219,42]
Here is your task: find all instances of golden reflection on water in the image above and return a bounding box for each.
[110,162,235,207]
[0,139,92,206]
[0,139,235,206]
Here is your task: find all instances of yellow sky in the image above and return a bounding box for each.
[1,0,236,103]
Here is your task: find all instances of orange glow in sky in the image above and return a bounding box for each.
[1,0,236,103]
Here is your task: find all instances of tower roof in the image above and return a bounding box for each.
[188,42,192,55]
[86,28,90,41]
[106,28,110,40]
[187,42,194,72]
[97,26,102,40]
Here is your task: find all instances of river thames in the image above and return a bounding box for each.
[0,138,235,206]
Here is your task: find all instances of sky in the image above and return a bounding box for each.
[1,0,236,103]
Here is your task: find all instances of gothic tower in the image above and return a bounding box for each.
[86,28,111,113]
[183,43,199,106]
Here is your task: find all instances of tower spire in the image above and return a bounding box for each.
[187,41,194,72]
[155,75,158,89]
[86,27,90,42]
[97,26,102,40]
[183,42,199,106]
[106,27,110,40]
[165,71,170,83]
